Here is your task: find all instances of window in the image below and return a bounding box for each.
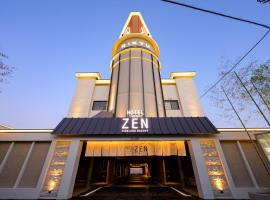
[92,101,107,110]
[164,100,179,110]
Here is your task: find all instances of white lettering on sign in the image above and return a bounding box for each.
[120,40,152,50]
[122,118,129,129]
[141,118,148,129]
[121,110,149,133]
[121,118,149,132]
[131,118,138,129]
[131,41,138,45]
[127,110,144,118]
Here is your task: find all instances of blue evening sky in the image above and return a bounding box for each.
[0,0,269,128]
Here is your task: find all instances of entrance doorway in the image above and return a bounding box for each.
[73,141,198,197]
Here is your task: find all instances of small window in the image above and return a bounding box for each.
[92,101,107,110]
[164,100,180,110]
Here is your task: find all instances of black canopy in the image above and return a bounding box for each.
[51,117,219,135]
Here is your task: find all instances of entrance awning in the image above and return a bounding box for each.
[51,117,219,135]
[85,141,186,157]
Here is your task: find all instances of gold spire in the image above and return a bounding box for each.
[119,12,151,38]
[112,12,159,57]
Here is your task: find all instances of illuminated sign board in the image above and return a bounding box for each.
[120,39,152,51]
[121,110,149,133]
[85,141,187,157]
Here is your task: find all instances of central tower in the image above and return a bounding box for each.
[108,12,166,117]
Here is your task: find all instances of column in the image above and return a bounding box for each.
[189,139,214,199]
[57,140,82,199]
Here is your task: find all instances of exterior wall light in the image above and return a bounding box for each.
[48,180,56,193]
[214,178,224,193]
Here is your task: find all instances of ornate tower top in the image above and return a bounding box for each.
[109,12,165,117]
[112,12,160,57]
[119,12,151,38]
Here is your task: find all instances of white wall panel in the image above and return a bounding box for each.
[68,79,96,117]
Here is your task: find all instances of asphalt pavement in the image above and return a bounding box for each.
[76,185,197,200]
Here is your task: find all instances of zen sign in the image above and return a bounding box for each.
[121,110,149,133]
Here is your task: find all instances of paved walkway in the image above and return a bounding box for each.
[77,185,196,200]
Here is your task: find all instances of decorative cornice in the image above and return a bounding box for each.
[76,72,101,80]
[170,72,196,79]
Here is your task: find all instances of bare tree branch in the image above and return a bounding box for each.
[0,52,14,92]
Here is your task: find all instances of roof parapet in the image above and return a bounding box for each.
[170,72,196,79]
[76,72,101,80]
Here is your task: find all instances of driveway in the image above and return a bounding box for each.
[76,185,197,200]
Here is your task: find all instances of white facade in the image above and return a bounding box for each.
[68,72,203,118]
[0,12,270,199]
[0,129,270,199]
[0,73,269,199]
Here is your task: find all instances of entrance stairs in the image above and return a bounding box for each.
[128,175,148,184]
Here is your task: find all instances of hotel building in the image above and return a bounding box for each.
[0,12,270,199]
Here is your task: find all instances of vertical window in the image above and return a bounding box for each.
[240,141,270,187]
[0,142,31,187]
[220,141,254,187]
[0,142,11,164]
[92,101,107,110]
[164,100,179,110]
[18,142,50,188]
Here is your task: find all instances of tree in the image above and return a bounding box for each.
[257,0,270,3]
[210,59,270,124]
[250,63,270,106]
[0,52,13,92]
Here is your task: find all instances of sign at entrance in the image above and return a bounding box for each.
[85,141,186,157]
[124,145,148,155]
[122,110,149,133]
